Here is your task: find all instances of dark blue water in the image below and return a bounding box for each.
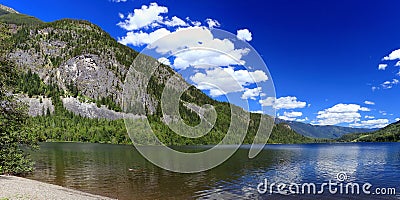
[28,142,400,199]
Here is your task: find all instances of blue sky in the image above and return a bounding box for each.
[1,0,400,128]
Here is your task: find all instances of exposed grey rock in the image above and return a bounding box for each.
[9,49,48,74]
[5,20,184,120]
[56,54,123,102]
[19,96,54,116]
[62,97,144,120]
[18,95,144,120]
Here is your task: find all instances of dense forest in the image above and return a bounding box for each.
[11,66,316,145]
[12,68,130,144]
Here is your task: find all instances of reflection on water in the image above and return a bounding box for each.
[28,142,400,199]
[315,144,361,181]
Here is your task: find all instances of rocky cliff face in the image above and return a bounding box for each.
[56,54,122,101]
[19,96,54,116]
[7,23,126,98]
[62,97,143,120]
[3,17,176,118]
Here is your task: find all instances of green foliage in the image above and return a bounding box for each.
[178,102,201,126]
[0,9,9,16]
[13,70,318,146]
[49,56,62,68]
[27,99,131,144]
[66,80,79,98]
[23,79,131,144]
[0,13,43,25]
[96,96,122,112]
[0,61,38,175]
[137,67,315,145]
[268,123,317,144]
[338,121,400,142]
[20,73,315,146]
[14,69,48,97]
[0,66,129,145]
[27,113,130,145]
[0,22,12,56]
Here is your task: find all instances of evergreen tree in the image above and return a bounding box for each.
[0,62,38,175]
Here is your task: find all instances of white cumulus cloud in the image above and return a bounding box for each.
[241,87,263,100]
[171,45,250,70]
[118,28,171,46]
[365,115,375,119]
[163,16,188,27]
[278,112,303,121]
[117,3,168,31]
[205,18,220,29]
[190,67,268,97]
[236,29,252,42]
[251,110,264,114]
[350,119,389,129]
[116,3,268,103]
[158,57,171,66]
[315,104,371,126]
[378,64,388,70]
[136,27,251,70]
[383,49,400,61]
[186,17,201,26]
[381,79,399,89]
[364,100,375,105]
[117,3,253,77]
[259,96,307,110]
[278,116,296,121]
[284,111,303,118]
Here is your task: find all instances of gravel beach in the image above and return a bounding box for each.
[0,175,115,200]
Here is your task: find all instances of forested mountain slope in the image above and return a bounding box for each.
[0,4,317,145]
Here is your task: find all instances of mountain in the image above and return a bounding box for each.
[338,121,400,142]
[275,119,377,139]
[4,4,384,145]
[0,4,319,145]
[0,4,42,25]
[267,123,320,144]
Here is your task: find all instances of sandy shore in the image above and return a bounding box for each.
[0,175,116,200]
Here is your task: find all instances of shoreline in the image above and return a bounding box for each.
[39,140,400,146]
[0,175,115,200]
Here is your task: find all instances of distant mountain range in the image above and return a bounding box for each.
[275,119,378,139]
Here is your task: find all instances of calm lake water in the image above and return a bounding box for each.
[27,142,400,199]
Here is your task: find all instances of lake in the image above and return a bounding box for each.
[27,142,400,199]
